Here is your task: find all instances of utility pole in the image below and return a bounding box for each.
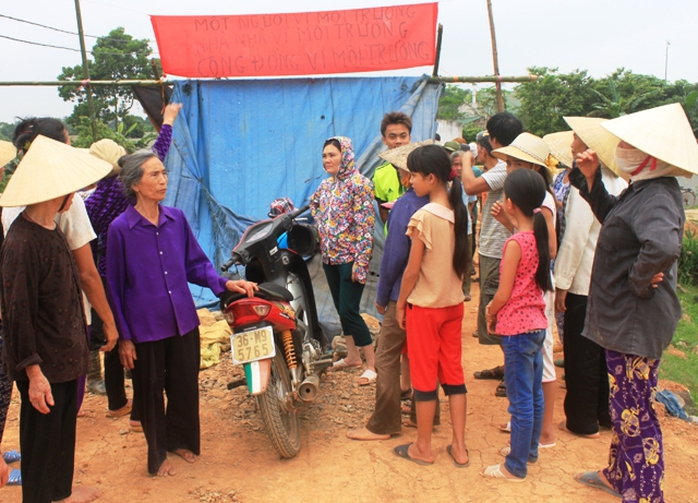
[486,0,504,112]
[664,40,670,82]
[74,0,98,141]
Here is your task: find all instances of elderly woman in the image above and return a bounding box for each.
[570,103,693,502]
[86,103,182,424]
[106,151,256,477]
[1,135,111,503]
[310,136,376,385]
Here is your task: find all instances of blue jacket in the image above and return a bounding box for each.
[375,188,429,306]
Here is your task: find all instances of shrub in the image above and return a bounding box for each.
[679,230,698,285]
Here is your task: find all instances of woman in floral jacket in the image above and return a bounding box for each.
[310,136,376,385]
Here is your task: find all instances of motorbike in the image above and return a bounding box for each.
[220,205,332,458]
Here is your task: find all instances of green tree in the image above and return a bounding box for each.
[57,27,154,130]
[513,67,597,136]
[590,69,667,118]
[0,122,17,142]
[437,85,473,121]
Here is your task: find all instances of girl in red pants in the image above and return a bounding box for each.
[394,144,470,467]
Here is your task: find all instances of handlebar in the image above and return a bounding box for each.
[221,252,242,272]
[289,204,310,220]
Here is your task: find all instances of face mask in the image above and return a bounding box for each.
[615,145,649,175]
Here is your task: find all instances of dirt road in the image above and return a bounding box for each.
[2,284,697,503]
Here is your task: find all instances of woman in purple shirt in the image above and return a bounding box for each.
[106,151,256,477]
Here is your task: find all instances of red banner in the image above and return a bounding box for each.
[151,3,438,78]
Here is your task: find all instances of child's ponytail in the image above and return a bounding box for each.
[533,209,552,292]
[449,177,470,280]
[407,145,470,279]
[503,169,552,292]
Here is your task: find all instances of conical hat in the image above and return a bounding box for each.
[563,116,623,179]
[378,139,434,171]
[543,131,573,168]
[600,103,698,175]
[0,140,16,167]
[0,135,112,207]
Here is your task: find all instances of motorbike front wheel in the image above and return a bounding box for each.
[256,346,301,458]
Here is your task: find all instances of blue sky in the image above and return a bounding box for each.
[1,0,696,122]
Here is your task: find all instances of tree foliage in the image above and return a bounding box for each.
[57,27,154,130]
[513,67,698,136]
[437,85,473,121]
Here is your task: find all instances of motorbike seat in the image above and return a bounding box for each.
[221,282,294,307]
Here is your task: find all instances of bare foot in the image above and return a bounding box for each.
[173,449,198,463]
[53,486,100,503]
[157,459,176,477]
[346,427,391,441]
[558,421,600,439]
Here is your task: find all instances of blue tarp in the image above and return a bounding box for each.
[163,75,442,334]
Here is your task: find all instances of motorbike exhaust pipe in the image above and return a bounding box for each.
[297,374,319,402]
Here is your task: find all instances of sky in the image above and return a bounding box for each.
[1,0,696,123]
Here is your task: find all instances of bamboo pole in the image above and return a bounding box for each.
[0,75,536,87]
[432,24,444,77]
[486,0,505,112]
[74,0,97,141]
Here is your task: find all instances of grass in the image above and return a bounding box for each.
[660,282,698,406]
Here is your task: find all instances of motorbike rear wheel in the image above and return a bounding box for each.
[256,346,301,458]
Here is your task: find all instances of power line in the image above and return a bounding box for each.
[0,13,156,43]
[0,33,80,52]
[0,33,159,58]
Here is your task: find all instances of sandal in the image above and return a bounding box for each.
[495,380,507,398]
[474,366,504,380]
[3,450,21,464]
[393,443,433,466]
[574,471,621,497]
[7,468,21,486]
[357,369,377,386]
[481,464,524,482]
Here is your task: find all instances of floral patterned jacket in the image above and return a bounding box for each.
[310,136,374,284]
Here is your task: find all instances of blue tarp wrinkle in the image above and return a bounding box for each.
[165,76,442,335]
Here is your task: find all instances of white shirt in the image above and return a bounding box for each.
[3,195,97,322]
[554,168,627,295]
[479,160,510,259]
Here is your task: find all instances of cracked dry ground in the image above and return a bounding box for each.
[2,281,698,503]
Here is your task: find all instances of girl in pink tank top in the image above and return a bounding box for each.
[482,168,553,481]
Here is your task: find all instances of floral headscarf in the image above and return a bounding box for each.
[328,136,357,181]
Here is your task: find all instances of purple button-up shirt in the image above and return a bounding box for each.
[106,205,228,343]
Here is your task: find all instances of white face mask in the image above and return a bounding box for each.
[615,145,686,181]
[615,145,648,175]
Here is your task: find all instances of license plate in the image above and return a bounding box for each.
[231,326,276,364]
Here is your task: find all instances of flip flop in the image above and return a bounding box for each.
[474,366,504,380]
[499,422,511,433]
[332,358,361,370]
[357,369,377,386]
[498,446,538,464]
[574,471,621,497]
[446,445,470,468]
[481,464,524,482]
[495,380,507,397]
[7,468,21,486]
[393,443,433,466]
[3,450,21,464]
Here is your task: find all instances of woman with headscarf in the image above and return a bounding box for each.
[570,103,694,502]
[106,150,257,477]
[310,136,376,385]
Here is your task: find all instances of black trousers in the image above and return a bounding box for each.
[563,293,611,434]
[91,279,139,420]
[17,379,77,503]
[132,328,200,475]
